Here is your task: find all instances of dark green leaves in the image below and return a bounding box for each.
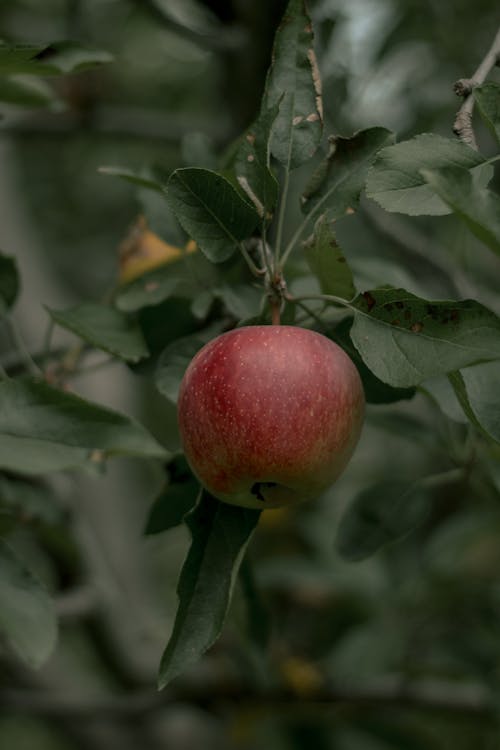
[0,42,46,73]
[98,166,165,193]
[0,40,113,76]
[166,168,259,263]
[145,456,199,535]
[0,252,19,314]
[337,470,463,561]
[155,330,213,404]
[114,258,201,313]
[474,82,500,144]
[304,217,355,299]
[421,166,500,257]
[0,378,167,475]
[350,288,500,387]
[232,103,280,218]
[336,479,432,561]
[449,363,500,444]
[48,303,149,362]
[263,0,323,169]
[30,41,113,75]
[158,492,260,688]
[302,128,394,219]
[0,41,112,109]
[332,318,416,404]
[0,77,61,109]
[0,540,57,667]
[366,134,491,215]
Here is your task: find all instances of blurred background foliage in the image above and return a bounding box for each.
[1,1,500,749]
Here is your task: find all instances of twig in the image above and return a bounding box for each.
[453,25,500,149]
[56,585,99,620]
[239,241,266,277]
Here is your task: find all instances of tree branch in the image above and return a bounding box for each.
[453,25,500,149]
[0,676,494,722]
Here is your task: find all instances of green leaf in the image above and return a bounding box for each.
[166,168,259,263]
[0,539,57,667]
[336,479,433,561]
[301,128,395,219]
[332,317,416,404]
[365,133,491,216]
[30,41,113,75]
[304,216,355,299]
[420,375,467,424]
[0,40,112,76]
[0,76,60,109]
[232,103,280,218]
[213,284,261,321]
[144,456,199,535]
[158,491,260,688]
[0,476,63,527]
[98,166,164,193]
[421,166,500,257]
[114,245,217,314]
[114,261,196,313]
[155,330,215,404]
[350,288,500,387]
[0,252,19,313]
[449,362,500,444]
[48,303,149,363]
[263,0,323,169]
[0,42,46,74]
[0,378,167,475]
[474,82,500,144]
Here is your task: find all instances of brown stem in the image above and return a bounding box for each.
[271,297,281,325]
[453,25,500,149]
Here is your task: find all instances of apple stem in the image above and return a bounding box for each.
[271,297,281,325]
[267,271,288,325]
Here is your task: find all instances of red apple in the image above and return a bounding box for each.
[177,325,365,509]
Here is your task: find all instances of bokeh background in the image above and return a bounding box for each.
[1,1,500,748]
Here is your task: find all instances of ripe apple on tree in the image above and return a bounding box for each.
[178,325,365,509]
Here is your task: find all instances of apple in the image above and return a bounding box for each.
[177,325,365,509]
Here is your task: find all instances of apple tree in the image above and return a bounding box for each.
[1,1,500,748]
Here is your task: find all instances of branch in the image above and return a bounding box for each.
[453,25,500,149]
[0,676,494,722]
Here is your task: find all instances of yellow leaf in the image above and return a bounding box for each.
[118,216,196,285]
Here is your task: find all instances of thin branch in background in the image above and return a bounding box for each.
[56,585,99,620]
[453,25,500,149]
[0,676,494,722]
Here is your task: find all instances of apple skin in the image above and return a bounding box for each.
[177,326,365,509]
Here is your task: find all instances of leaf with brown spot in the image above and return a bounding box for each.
[348,288,500,387]
[263,0,323,170]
